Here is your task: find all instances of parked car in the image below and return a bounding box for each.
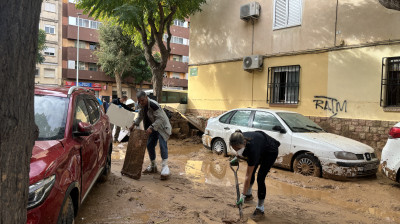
[202,108,379,179]
[381,122,400,183]
[28,86,112,224]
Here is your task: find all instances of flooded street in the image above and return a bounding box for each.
[76,139,400,224]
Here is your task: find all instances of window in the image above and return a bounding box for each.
[68,17,77,26]
[44,3,56,12]
[267,65,300,104]
[173,55,182,62]
[273,0,302,30]
[90,21,98,29]
[75,61,85,70]
[44,47,55,56]
[88,63,98,71]
[172,73,181,79]
[182,56,189,63]
[73,98,90,132]
[230,110,252,127]
[173,19,185,27]
[35,68,39,77]
[75,41,86,49]
[45,25,55,34]
[381,57,400,107]
[44,68,55,78]
[68,17,101,29]
[252,111,281,131]
[86,99,100,124]
[219,111,235,124]
[89,42,98,50]
[172,36,184,44]
[68,60,75,69]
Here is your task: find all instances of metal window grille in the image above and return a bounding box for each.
[381,57,400,107]
[267,65,300,104]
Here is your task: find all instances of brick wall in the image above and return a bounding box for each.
[187,109,395,158]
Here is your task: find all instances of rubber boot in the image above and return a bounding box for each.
[143,160,157,174]
[160,159,170,180]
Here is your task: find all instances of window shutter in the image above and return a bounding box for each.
[274,0,287,29]
[287,0,302,27]
[68,60,75,69]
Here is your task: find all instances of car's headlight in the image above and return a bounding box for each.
[27,175,56,209]
[334,151,358,160]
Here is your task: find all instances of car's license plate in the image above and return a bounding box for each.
[364,164,376,170]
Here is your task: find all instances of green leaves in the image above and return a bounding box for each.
[36,29,46,64]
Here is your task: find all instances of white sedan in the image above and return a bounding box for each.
[381,122,400,183]
[202,108,379,178]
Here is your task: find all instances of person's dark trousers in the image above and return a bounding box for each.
[250,151,279,200]
[146,131,168,161]
[110,124,121,142]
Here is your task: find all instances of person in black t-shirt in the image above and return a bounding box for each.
[229,130,279,221]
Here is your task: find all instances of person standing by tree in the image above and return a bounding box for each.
[111,96,133,142]
[129,91,172,180]
[229,130,280,221]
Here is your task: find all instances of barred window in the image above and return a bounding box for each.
[381,57,400,107]
[267,65,300,104]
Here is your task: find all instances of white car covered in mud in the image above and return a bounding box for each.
[202,108,379,179]
[381,122,400,183]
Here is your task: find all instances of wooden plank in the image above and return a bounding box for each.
[121,129,148,180]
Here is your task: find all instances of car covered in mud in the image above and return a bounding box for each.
[202,108,379,179]
[381,122,400,183]
[28,86,112,223]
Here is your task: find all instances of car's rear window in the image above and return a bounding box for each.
[34,95,69,140]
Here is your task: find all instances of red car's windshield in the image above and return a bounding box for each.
[34,95,69,140]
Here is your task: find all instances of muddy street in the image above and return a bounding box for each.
[75,139,400,224]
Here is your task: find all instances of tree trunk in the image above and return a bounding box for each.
[152,69,164,103]
[115,72,123,98]
[0,0,41,223]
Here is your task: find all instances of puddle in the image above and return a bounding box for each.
[184,160,233,187]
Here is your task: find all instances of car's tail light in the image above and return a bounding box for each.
[389,127,400,139]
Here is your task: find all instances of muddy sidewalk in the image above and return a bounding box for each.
[76,139,400,224]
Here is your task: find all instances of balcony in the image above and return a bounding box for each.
[63,25,99,43]
[62,47,98,63]
[62,68,114,82]
[165,60,188,73]
[163,77,188,88]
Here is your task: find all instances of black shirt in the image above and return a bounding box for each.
[242,131,280,166]
[111,98,134,112]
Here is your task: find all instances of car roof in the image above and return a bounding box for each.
[34,85,89,98]
[231,108,298,114]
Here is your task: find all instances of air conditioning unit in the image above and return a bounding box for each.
[240,2,261,21]
[243,55,263,70]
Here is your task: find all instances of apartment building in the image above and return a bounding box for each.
[162,19,190,89]
[35,0,63,86]
[188,0,400,153]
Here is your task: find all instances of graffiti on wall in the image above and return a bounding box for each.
[313,96,347,117]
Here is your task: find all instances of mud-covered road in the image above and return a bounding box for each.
[76,138,400,223]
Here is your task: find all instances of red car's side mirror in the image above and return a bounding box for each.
[73,122,92,137]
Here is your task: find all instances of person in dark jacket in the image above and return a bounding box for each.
[111,96,134,142]
[102,98,109,113]
[229,130,280,221]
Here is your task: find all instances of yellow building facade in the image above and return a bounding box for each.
[188,0,400,152]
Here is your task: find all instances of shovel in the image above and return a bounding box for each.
[229,157,243,219]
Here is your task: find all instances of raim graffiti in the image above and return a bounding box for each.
[313,96,347,117]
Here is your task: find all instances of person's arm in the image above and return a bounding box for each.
[121,103,134,112]
[133,108,144,127]
[242,165,255,195]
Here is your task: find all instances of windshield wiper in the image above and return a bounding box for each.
[306,125,323,131]
[291,126,316,132]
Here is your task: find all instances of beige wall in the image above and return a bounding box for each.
[190,0,400,65]
[188,53,329,117]
[35,0,63,86]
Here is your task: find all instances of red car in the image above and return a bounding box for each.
[27,86,112,223]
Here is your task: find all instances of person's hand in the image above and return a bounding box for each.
[129,124,136,132]
[146,127,153,135]
[236,193,245,206]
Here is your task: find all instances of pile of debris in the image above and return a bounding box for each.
[164,107,207,140]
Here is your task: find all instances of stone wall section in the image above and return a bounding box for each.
[187,109,395,158]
